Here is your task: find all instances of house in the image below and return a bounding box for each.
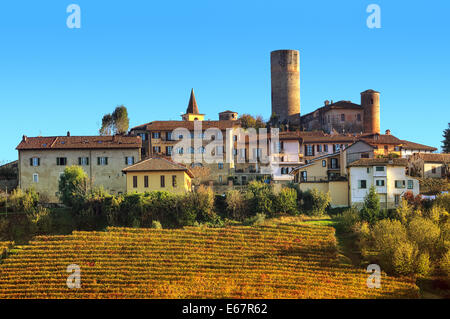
[289,152,349,208]
[16,133,141,201]
[343,140,375,166]
[122,157,194,193]
[348,158,419,209]
[400,140,437,158]
[408,153,450,178]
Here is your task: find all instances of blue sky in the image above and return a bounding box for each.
[0,0,449,162]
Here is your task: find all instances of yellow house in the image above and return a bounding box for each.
[122,157,194,193]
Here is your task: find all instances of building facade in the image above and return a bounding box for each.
[16,134,141,201]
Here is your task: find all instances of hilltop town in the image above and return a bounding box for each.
[0,50,449,299]
[2,49,447,208]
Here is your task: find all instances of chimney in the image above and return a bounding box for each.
[324,100,330,106]
[67,131,71,137]
[385,129,391,135]
[22,135,27,142]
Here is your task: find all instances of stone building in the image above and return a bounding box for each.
[408,153,450,179]
[16,134,141,201]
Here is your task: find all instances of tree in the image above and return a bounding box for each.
[360,186,382,224]
[443,123,450,153]
[239,114,266,129]
[58,165,88,208]
[99,105,130,135]
[190,165,211,186]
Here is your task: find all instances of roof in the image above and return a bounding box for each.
[361,89,380,94]
[16,135,141,151]
[412,153,450,163]
[301,100,362,119]
[186,89,200,115]
[131,120,240,132]
[348,158,408,167]
[344,140,376,151]
[219,110,237,114]
[359,133,403,145]
[290,152,341,174]
[400,140,437,151]
[122,157,194,178]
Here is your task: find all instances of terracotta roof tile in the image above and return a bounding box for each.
[412,153,450,163]
[400,140,437,151]
[349,158,408,167]
[16,135,141,150]
[122,157,194,178]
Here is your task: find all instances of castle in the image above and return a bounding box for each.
[270,49,380,135]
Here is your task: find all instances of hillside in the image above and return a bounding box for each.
[0,223,419,298]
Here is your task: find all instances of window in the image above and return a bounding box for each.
[281,167,289,175]
[334,144,340,152]
[324,145,328,152]
[152,146,161,153]
[394,146,400,152]
[138,133,147,141]
[133,176,138,188]
[30,157,40,166]
[233,135,238,142]
[375,179,385,187]
[395,180,406,188]
[152,132,160,139]
[189,147,195,154]
[330,158,338,169]
[56,157,67,166]
[166,146,173,156]
[306,145,314,156]
[407,180,414,189]
[172,175,177,187]
[300,171,307,182]
[367,167,371,173]
[341,114,345,122]
[431,166,436,174]
[317,145,322,153]
[125,156,135,165]
[357,114,361,121]
[176,147,184,154]
[375,166,385,172]
[78,157,89,166]
[219,175,223,183]
[218,163,224,169]
[358,180,367,189]
[160,175,165,188]
[361,153,369,159]
[97,157,108,165]
[322,160,326,167]
[395,195,400,206]
[198,146,205,154]
[144,176,149,188]
[33,173,39,183]
[166,132,173,141]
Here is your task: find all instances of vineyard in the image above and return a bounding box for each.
[0,224,419,298]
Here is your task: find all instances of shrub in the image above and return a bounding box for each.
[440,250,450,276]
[407,216,441,253]
[274,187,298,216]
[302,189,331,216]
[193,186,215,223]
[435,193,450,213]
[246,181,275,216]
[225,189,247,221]
[392,241,418,275]
[9,188,39,214]
[243,213,266,226]
[151,220,162,229]
[336,207,360,232]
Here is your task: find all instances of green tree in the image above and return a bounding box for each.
[442,123,450,153]
[100,105,130,135]
[58,166,88,208]
[239,114,266,129]
[360,186,382,224]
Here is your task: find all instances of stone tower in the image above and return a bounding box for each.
[361,89,380,134]
[270,50,300,124]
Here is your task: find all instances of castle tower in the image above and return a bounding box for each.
[361,89,380,134]
[270,50,300,124]
[182,89,205,121]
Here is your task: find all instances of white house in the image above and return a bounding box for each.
[400,140,437,158]
[348,158,419,209]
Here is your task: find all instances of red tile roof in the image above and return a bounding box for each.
[16,135,141,150]
[400,140,437,151]
[122,157,194,178]
[131,120,240,132]
[349,158,408,167]
[412,153,450,163]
